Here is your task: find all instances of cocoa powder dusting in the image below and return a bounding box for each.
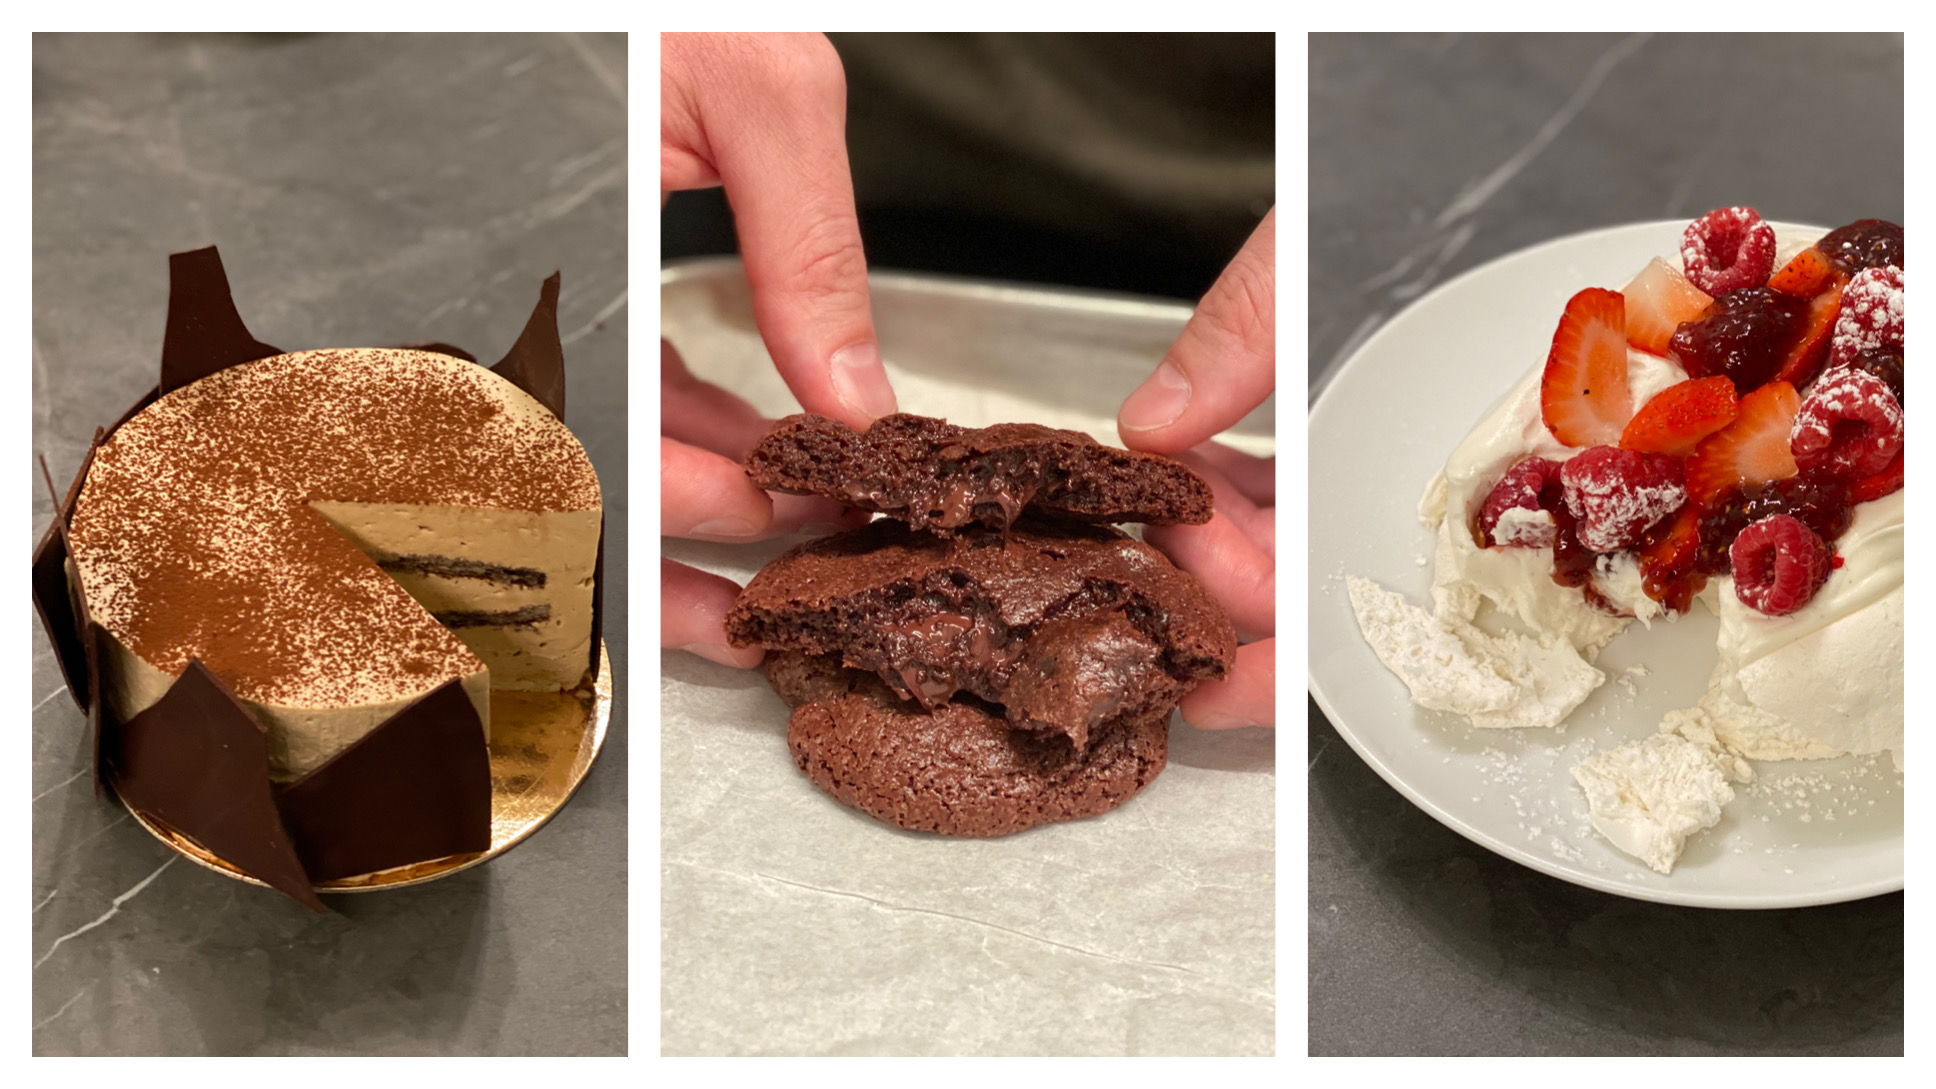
[68,349,601,707]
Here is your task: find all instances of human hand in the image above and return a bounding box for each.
[660,340,866,668]
[661,32,897,428]
[662,33,894,668]
[1120,210,1276,729]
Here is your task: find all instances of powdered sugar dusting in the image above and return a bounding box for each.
[1828,264,1905,371]
[70,349,601,707]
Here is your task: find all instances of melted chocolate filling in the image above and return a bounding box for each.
[840,588,1169,750]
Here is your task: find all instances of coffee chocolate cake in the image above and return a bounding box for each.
[70,347,602,780]
[33,246,604,906]
[746,412,1214,535]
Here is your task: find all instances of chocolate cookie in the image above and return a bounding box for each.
[745,413,1214,535]
[768,652,1170,837]
[726,517,1234,750]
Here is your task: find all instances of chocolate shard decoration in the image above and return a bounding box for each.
[53,429,102,529]
[491,272,566,421]
[32,445,101,713]
[107,660,325,912]
[275,678,492,883]
[30,523,90,716]
[587,512,606,679]
[87,620,107,797]
[31,521,90,716]
[160,246,283,394]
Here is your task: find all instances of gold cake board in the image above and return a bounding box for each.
[119,640,615,894]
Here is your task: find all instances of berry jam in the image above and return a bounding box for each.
[1636,506,1706,614]
[1549,505,1597,589]
[1668,287,1809,392]
[1548,504,1626,614]
[1817,219,1904,276]
[1693,470,1853,575]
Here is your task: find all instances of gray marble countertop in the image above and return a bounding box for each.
[1309,33,1902,1056]
[32,33,628,1056]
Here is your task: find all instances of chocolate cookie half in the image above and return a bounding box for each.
[726,517,1234,751]
[745,413,1214,535]
[768,652,1170,837]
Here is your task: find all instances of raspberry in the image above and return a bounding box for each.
[1730,513,1832,617]
[1694,469,1853,575]
[1477,457,1561,547]
[1681,207,1778,296]
[1828,264,1904,372]
[1789,367,1903,480]
[1558,445,1688,554]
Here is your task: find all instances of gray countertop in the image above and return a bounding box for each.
[32,32,628,1056]
[1308,32,1902,1056]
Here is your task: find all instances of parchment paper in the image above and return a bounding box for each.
[661,260,1275,1056]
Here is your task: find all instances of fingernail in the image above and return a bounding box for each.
[829,342,897,422]
[682,643,762,668]
[1190,712,1260,731]
[1120,360,1192,432]
[688,517,760,539]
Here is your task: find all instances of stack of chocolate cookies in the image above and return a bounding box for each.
[727,413,1237,837]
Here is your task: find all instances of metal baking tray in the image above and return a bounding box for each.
[660,256,1274,453]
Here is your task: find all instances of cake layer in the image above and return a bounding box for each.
[746,413,1214,534]
[69,348,602,777]
[727,518,1233,749]
[311,501,600,691]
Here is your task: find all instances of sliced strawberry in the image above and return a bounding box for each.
[1619,376,1739,457]
[1851,448,1904,503]
[1766,246,1839,298]
[1540,288,1633,448]
[1634,504,1706,613]
[1684,380,1801,504]
[1769,281,1843,390]
[1622,258,1713,355]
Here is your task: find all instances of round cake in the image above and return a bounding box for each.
[68,347,603,781]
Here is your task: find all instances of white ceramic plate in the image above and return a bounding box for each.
[1308,220,1903,908]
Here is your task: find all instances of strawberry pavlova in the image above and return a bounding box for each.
[1349,208,1903,875]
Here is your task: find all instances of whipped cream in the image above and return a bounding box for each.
[1347,576,1603,730]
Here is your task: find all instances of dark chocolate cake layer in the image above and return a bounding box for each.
[745,413,1214,535]
[767,652,1169,837]
[727,518,1234,750]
